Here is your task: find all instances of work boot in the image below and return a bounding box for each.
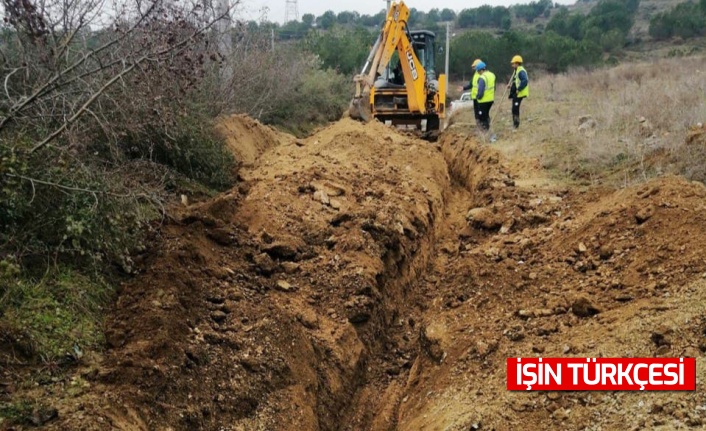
[513,114,520,129]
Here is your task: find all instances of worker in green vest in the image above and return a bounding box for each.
[474,61,496,132]
[461,58,482,126]
[508,55,529,129]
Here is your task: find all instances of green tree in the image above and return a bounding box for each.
[440,8,456,22]
[317,10,336,30]
[427,8,441,22]
[337,11,359,25]
[305,27,374,74]
[649,1,705,40]
[302,13,315,27]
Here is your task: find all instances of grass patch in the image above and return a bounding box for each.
[500,55,706,186]
[0,399,33,425]
[0,269,111,362]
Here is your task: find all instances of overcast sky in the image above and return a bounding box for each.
[237,0,577,23]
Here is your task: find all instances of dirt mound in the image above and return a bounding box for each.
[216,114,291,166]
[10,117,706,431]
[41,117,450,430]
[392,132,706,431]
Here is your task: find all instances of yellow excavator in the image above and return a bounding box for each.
[349,1,447,133]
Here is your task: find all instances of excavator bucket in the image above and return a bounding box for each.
[348,96,371,123]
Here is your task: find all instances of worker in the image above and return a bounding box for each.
[474,61,495,132]
[391,61,405,85]
[460,58,482,125]
[508,55,529,129]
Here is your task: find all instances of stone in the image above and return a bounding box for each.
[281,262,300,274]
[571,297,600,318]
[347,310,371,324]
[598,245,613,260]
[207,227,235,246]
[577,242,588,254]
[578,116,597,136]
[467,207,502,230]
[262,242,298,261]
[297,309,319,329]
[275,280,293,292]
[650,328,672,347]
[635,205,655,224]
[253,252,277,275]
[329,199,342,210]
[517,309,533,319]
[211,311,227,323]
[420,322,446,362]
[29,407,58,426]
[313,190,330,205]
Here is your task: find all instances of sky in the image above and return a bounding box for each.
[236,0,577,23]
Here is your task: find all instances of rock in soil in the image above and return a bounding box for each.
[571,297,600,318]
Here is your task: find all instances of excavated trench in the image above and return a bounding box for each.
[14,116,706,431]
[47,117,483,431]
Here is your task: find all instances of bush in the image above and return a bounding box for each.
[649,2,706,41]
[457,6,511,28]
[305,27,374,75]
[263,67,350,136]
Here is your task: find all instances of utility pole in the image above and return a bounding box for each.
[386,0,391,12]
[445,22,450,80]
[271,28,275,52]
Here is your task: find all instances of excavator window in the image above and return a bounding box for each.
[410,31,436,79]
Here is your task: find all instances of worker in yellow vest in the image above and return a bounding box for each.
[508,55,529,129]
[474,61,495,132]
[460,58,482,126]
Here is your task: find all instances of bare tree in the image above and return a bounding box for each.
[0,0,236,153]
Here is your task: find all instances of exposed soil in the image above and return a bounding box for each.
[4,116,706,430]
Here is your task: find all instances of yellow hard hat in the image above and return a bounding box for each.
[472,58,482,68]
[511,55,523,64]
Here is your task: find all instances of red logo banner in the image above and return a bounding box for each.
[507,357,696,391]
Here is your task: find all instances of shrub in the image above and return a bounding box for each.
[649,2,706,41]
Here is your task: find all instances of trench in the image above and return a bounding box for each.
[333,132,491,430]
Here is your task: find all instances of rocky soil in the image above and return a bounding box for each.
[3,115,706,431]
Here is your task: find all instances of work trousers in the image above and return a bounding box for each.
[477,101,493,131]
[512,96,524,128]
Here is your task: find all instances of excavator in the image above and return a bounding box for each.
[349,1,446,134]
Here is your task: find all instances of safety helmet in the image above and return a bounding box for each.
[511,55,523,64]
[475,61,486,72]
[472,58,482,68]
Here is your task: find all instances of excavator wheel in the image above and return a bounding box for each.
[348,97,371,123]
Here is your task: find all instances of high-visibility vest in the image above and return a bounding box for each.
[515,66,529,98]
[471,72,480,100]
[478,71,496,103]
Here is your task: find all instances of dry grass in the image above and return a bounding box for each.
[492,55,706,186]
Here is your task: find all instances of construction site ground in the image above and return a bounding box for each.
[4,112,706,430]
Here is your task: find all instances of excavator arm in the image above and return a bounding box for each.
[350,1,429,120]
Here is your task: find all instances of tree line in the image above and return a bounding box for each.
[649,0,706,41]
[290,0,642,77]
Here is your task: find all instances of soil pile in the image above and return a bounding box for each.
[45,118,450,430]
[9,118,706,431]
[216,114,292,166]
[393,132,706,431]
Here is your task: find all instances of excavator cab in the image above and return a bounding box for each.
[349,1,446,135]
[411,31,436,80]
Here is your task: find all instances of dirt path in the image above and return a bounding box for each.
[6,115,706,431]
